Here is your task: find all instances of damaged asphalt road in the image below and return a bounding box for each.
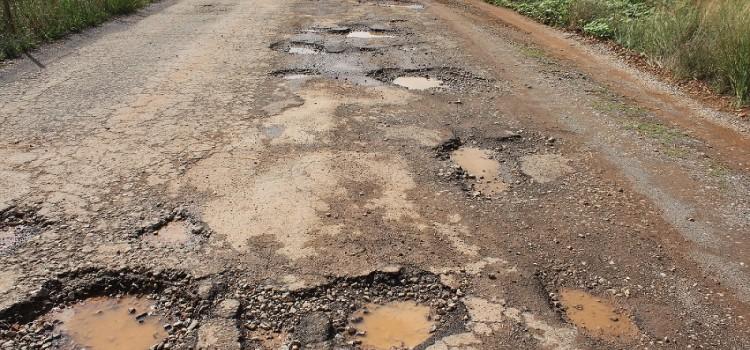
[1,0,749,349]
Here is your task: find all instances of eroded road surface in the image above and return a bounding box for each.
[1,0,749,349]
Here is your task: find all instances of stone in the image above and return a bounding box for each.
[216,299,240,319]
[294,312,333,345]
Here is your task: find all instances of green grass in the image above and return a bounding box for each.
[1,0,152,60]
[488,0,750,106]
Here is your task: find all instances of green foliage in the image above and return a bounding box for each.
[489,0,750,105]
[1,0,151,60]
[582,18,612,38]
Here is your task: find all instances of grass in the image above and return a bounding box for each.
[1,0,152,60]
[488,0,750,106]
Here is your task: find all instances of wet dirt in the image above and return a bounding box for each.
[558,289,639,340]
[351,301,434,350]
[450,147,508,195]
[393,76,443,90]
[49,296,167,350]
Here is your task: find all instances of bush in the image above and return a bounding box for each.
[582,18,613,38]
[490,0,750,105]
[1,0,152,60]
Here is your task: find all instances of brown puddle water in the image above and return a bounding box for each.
[450,147,508,195]
[559,289,639,340]
[393,76,443,90]
[50,296,167,350]
[351,301,434,350]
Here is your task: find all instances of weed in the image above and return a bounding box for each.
[489,0,750,105]
[625,121,684,144]
[0,0,152,60]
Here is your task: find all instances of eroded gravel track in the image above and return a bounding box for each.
[1,0,749,349]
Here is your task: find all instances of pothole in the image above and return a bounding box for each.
[450,147,508,196]
[435,132,573,198]
[270,41,324,55]
[519,154,574,183]
[555,288,639,340]
[47,296,167,350]
[368,68,493,91]
[0,268,196,350]
[347,31,395,39]
[349,301,434,349]
[0,206,51,255]
[240,267,466,349]
[1,268,465,350]
[393,76,443,90]
[270,68,321,80]
[135,207,210,246]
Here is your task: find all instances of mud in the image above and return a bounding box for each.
[351,301,434,350]
[558,289,639,340]
[49,296,166,350]
[450,147,508,195]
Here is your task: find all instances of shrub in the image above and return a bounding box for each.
[1,0,152,60]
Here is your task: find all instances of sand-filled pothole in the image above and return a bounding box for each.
[48,296,167,350]
[520,154,573,183]
[349,301,434,350]
[450,147,508,195]
[558,289,639,340]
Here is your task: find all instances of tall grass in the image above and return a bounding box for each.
[489,0,750,105]
[1,0,151,60]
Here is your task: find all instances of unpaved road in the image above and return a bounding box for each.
[1,0,749,349]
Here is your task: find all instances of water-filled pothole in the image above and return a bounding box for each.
[349,301,434,349]
[289,46,320,55]
[347,31,394,39]
[369,68,493,91]
[48,296,167,350]
[393,76,443,90]
[1,268,465,349]
[450,147,508,195]
[270,41,324,55]
[558,289,639,340]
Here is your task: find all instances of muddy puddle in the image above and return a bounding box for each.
[393,76,443,90]
[48,296,167,350]
[451,147,508,195]
[347,31,394,39]
[559,289,638,339]
[350,301,434,350]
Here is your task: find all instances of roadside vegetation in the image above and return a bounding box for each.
[1,0,151,60]
[488,0,750,106]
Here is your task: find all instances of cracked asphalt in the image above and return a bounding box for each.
[1,0,749,349]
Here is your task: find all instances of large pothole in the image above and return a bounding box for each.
[0,267,466,350]
[368,67,495,92]
[434,131,574,198]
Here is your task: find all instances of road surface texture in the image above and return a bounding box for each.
[1,0,749,349]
